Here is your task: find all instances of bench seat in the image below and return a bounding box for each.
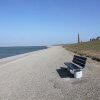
[64,62,81,70]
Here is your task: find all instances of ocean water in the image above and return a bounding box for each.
[0,46,47,59]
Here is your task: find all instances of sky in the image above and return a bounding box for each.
[0,0,100,46]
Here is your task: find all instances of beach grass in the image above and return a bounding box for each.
[63,39,100,61]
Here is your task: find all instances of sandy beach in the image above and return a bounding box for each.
[0,46,100,100]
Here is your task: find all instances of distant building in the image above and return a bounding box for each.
[96,36,100,39]
[90,36,100,41]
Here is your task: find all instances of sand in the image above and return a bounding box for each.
[0,46,100,100]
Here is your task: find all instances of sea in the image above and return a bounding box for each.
[0,46,47,59]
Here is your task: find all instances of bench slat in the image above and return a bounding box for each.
[64,62,80,70]
[73,55,87,68]
[73,59,85,67]
[73,57,86,64]
[74,55,87,61]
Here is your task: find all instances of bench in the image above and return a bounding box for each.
[64,55,87,78]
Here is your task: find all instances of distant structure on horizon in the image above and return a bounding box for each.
[96,36,100,39]
[78,33,80,43]
[90,36,100,41]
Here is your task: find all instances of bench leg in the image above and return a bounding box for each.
[67,67,74,75]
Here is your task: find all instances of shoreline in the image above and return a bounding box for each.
[0,46,48,59]
[0,47,48,66]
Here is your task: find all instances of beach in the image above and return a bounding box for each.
[0,46,100,100]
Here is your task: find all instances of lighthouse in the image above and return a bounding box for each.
[78,33,80,43]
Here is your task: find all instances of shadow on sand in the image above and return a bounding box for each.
[56,67,73,78]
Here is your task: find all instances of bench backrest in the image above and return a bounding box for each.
[72,55,87,68]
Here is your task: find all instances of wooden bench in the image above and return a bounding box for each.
[64,55,87,77]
